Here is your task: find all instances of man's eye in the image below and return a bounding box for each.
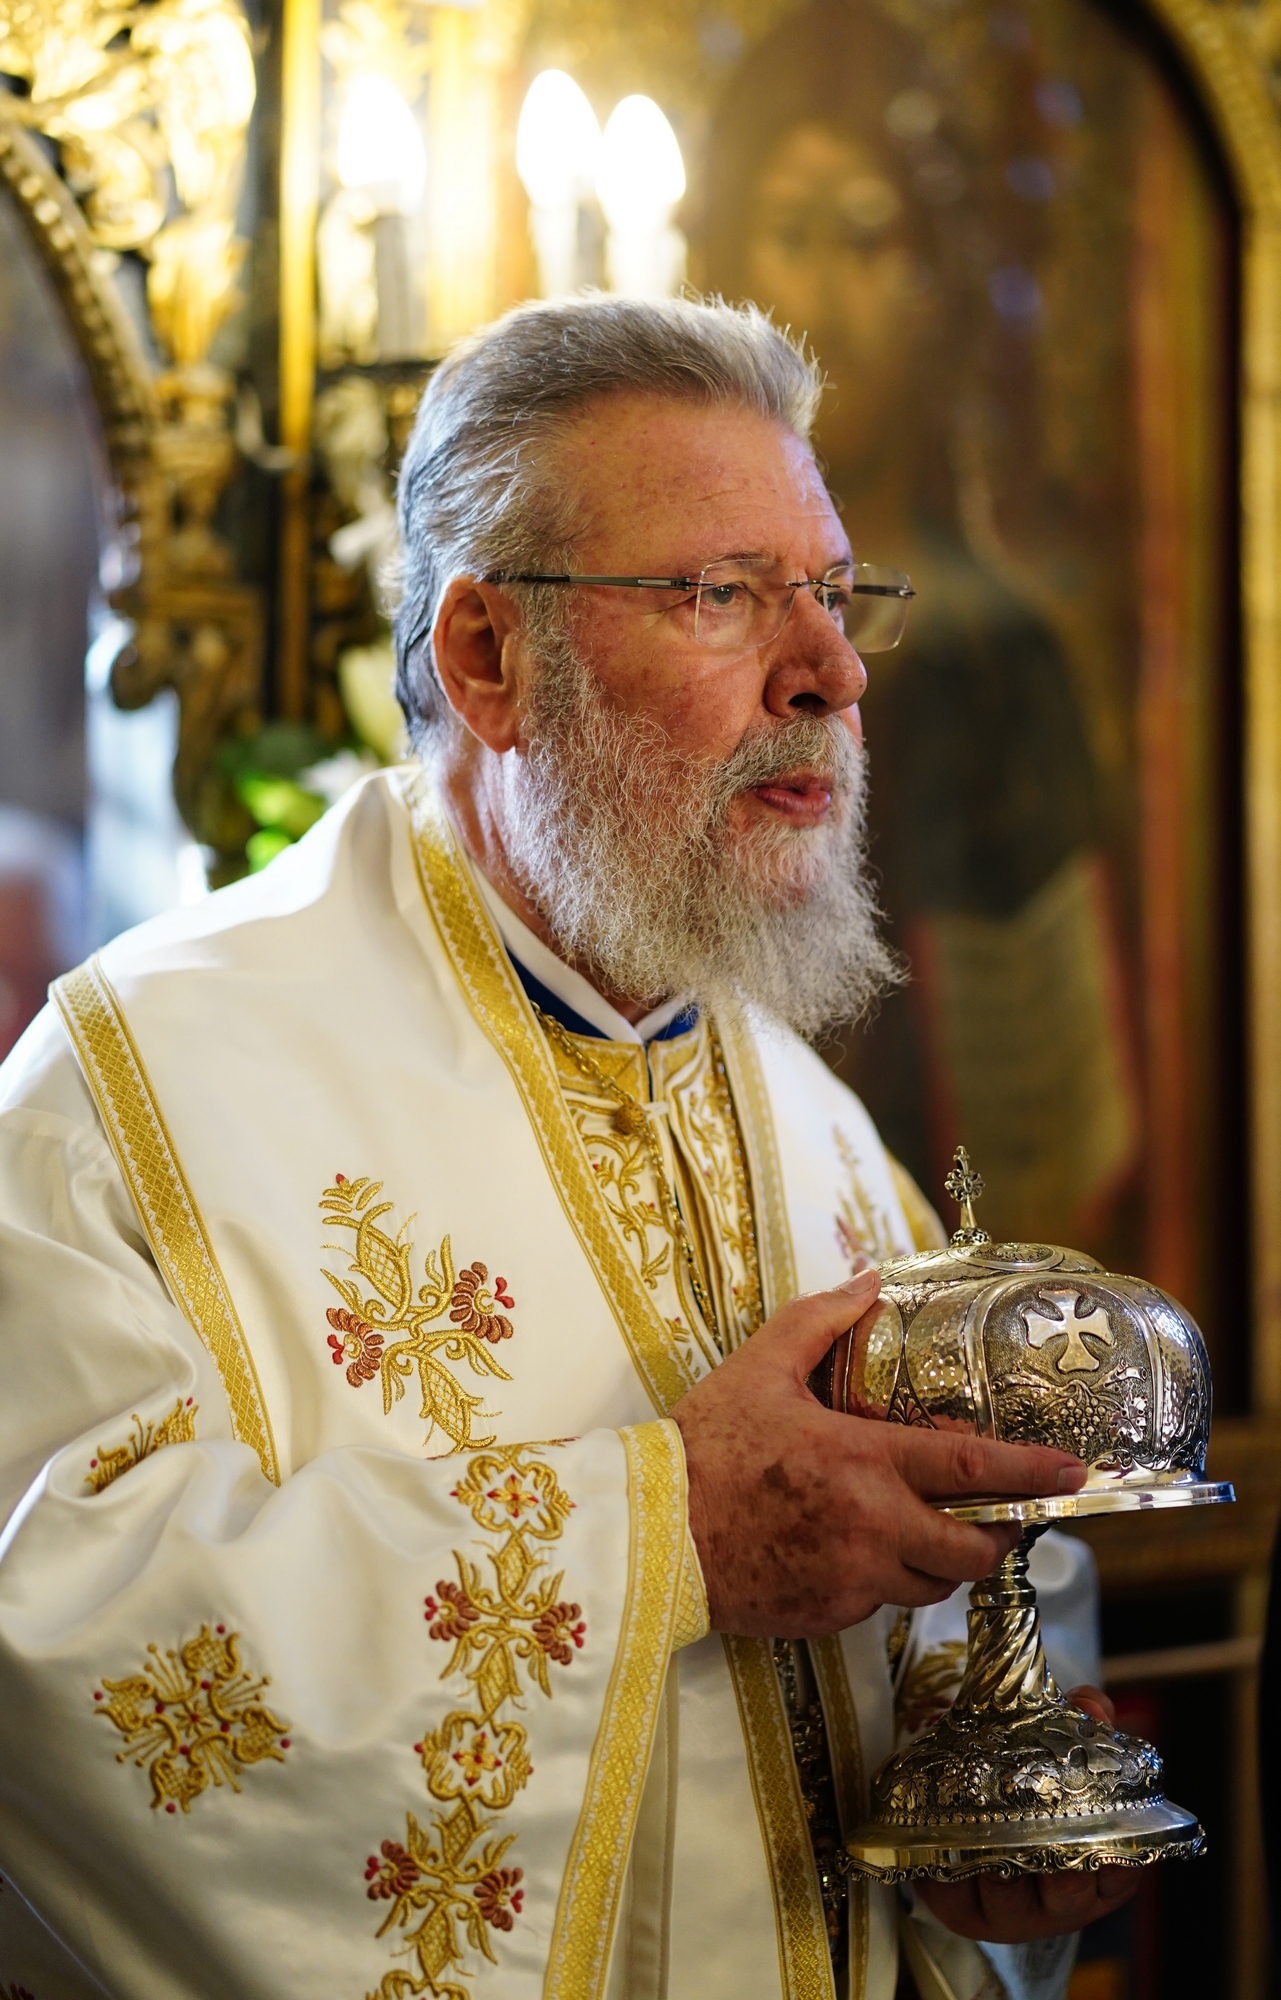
[701,584,746,610]
[817,586,851,615]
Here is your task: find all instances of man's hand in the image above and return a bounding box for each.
[671,1272,1087,1637]
[916,1687,1140,1942]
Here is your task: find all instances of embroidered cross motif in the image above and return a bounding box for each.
[93,1625,290,1813]
[1023,1293,1115,1375]
[86,1398,197,1493]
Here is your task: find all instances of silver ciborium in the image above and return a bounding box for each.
[817,1147,1234,1883]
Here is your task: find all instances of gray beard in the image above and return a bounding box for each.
[498,631,901,1040]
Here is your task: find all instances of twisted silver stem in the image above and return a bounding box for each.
[953,1530,1058,1716]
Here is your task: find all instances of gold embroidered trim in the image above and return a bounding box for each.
[364,1443,577,1998]
[321,1174,515,1451]
[723,1635,837,2000]
[52,959,280,1485]
[86,1397,197,1493]
[536,1005,724,1358]
[716,1015,798,1325]
[711,1029,849,1994]
[94,1623,290,1813]
[402,773,697,1418]
[672,1530,710,1651]
[810,1637,870,2000]
[544,1420,687,2000]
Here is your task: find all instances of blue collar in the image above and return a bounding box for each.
[509,952,699,1044]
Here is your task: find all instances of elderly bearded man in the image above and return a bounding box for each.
[0,298,1129,2000]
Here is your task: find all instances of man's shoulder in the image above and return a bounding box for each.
[746,1016,885,1153]
[96,768,405,991]
[744,1018,946,1259]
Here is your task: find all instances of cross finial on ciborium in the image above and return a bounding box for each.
[944,1144,991,1249]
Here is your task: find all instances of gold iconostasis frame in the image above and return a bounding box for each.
[5,0,1281,1453]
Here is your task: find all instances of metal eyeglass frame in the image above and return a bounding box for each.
[483,561,916,652]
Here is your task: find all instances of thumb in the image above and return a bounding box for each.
[758,1271,882,1377]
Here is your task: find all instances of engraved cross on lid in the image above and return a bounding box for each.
[944,1144,992,1249]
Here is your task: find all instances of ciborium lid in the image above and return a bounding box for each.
[821,1147,1229,1523]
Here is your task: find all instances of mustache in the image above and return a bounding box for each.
[700,712,860,820]
[705,712,856,815]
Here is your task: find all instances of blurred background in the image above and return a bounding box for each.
[0,0,1278,1987]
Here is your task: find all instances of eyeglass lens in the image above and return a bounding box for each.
[691,561,911,653]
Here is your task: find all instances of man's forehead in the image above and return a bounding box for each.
[554,391,841,556]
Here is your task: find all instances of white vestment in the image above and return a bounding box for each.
[0,768,1088,2000]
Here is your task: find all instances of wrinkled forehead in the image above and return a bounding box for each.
[547,390,842,564]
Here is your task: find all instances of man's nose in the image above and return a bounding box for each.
[762,587,869,719]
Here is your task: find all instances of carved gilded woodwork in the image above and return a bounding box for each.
[0,0,263,869]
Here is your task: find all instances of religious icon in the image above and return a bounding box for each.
[695,0,1238,1380]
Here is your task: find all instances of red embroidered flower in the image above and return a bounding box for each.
[531,1601,586,1665]
[365,1840,420,1900]
[326,1307,384,1387]
[449,1262,515,1343]
[474,1866,524,1930]
[426,1578,480,1643]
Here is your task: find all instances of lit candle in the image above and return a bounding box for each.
[336,74,427,359]
[596,95,685,299]
[516,69,602,298]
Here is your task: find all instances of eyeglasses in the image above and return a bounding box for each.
[484,559,915,654]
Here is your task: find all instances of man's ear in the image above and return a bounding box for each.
[431,577,529,754]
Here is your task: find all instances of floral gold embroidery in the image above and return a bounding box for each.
[539,1013,763,1369]
[320,1176,517,1452]
[94,1624,290,1813]
[422,1453,582,1717]
[363,1446,577,1999]
[364,1805,521,1998]
[86,1398,197,1493]
[833,1125,899,1266]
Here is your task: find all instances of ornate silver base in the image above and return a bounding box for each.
[845,1521,1219,1884]
[845,1801,1205,1882]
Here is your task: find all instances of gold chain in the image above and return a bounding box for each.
[534,1004,723,1352]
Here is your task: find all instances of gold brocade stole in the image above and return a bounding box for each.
[537,1015,763,1367]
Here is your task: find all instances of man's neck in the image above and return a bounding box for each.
[440,763,660,1027]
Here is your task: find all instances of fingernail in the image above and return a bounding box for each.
[838,1272,877,1292]
[1057,1465,1088,1492]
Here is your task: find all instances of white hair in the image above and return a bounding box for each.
[393,293,823,750]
